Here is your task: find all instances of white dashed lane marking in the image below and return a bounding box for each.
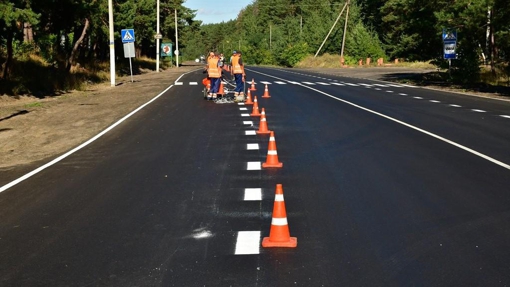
[235,231,260,255]
[260,81,272,85]
[244,188,262,201]
[399,93,408,96]
[430,100,441,103]
[501,115,510,119]
[274,81,287,85]
[247,143,259,150]
[449,104,462,108]
[245,130,257,135]
[189,82,198,85]
[174,82,183,85]
[241,114,250,117]
[413,97,423,99]
[302,82,316,85]
[243,121,253,125]
[375,88,381,91]
[317,82,331,85]
[472,109,486,113]
[247,162,261,170]
[386,91,394,93]
[239,107,248,111]
[345,83,359,86]
[332,83,345,86]
[238,103,245,106]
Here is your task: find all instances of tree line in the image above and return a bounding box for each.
[1,0,509,94]
[193,0,510,83]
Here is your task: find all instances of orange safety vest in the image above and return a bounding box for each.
[207,57,221,78]
[231,55,244,74]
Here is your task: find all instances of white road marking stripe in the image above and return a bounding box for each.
[332,83,345,86]
[174,82,183,85]
[302,82,316,85]
[399,93,408,96]
[449,104,462,107]
[243,121,253,125]
[244,188,262,201]
[501,115,510,119]
[374,84,389,87]
[235,231,260,255]
[241,114,250,117]
[247,143,259,150]
[401,84,417,88]
[274,81,287,85]
[260,81,272,85]
[387,84,404,87]
[345,83,359,86]
[414,97,423,99]
[386,90,394,93]
[317,82,331,85]
[247,68,510,171]
[0,68,205,193]
[359,83,372,86]
[238,103,245,106]
[375,88,381,91]
[189,82,198,85]
[271,218,288,226]
[247,162,261,170]
[472,109,486,113]
[430,100,441,103]
[239,107,248,111]
[288,81,300,84]
[245,130,257,135]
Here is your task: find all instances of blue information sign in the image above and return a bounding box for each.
[442,29,457,59]
[121,29,135,43]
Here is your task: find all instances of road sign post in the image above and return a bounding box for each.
[121,29,135,82]
[442,28,457,76]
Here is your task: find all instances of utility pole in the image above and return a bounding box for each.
[270,25,272,50]
[314,1,348,57]
[108,0,115,87]
[300,16,303,38]
[340,0,350,61]
[175,8,179,67]
[156,0,160,72]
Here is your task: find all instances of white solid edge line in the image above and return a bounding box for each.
[246,68,510,171]
[0,69,201,193]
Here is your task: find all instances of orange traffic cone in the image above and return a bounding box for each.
[262,131,283,168]
[250,79,257,91]
[245,90,254,105]
[262,184,297,248]
[218,81,224,96]
[256,108,271,135]
[250,96,261,117]
[262,84,271,98]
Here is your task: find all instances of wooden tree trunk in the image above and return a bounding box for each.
[1,31,14,79]
[66,18,90,71]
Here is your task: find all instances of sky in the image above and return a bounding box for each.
[184,0,253,24]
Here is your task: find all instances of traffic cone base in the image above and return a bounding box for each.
[262,237,297,248]
[262,162,283,168]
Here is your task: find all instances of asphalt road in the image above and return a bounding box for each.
[1,67,510,286]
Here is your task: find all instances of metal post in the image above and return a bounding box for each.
[270,25,272,50]
[156,0,160,72]
[108,0,115,87]
[340,0,350,61]
[175,8,179,68]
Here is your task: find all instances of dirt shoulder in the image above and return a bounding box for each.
[1,65,508,174]
[0,63,201,171]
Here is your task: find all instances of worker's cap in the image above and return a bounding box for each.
[232,50,237,54]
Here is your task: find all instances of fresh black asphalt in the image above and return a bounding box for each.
[1,67,510,286]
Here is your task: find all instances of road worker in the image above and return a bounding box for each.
[231,50,245,102]
[206,52,222,101]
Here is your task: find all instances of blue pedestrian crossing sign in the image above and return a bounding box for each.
[121,29,135,43]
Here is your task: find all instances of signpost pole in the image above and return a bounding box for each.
[108,0,115,87]
[129,44,134,82]
[156,0,160,72]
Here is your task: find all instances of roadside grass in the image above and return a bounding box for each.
[25,102,43,108]
[296,54,435,69]
[1,54,172,98]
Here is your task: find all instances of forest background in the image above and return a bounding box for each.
[1,0,510,97]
